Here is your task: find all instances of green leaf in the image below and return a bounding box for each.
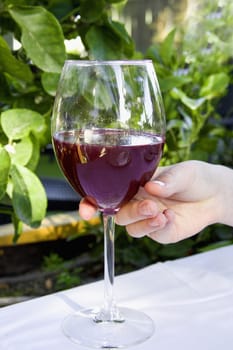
[159,29,176,65]
[160,75,191,92]
[200,73,230,99]
[0,74,11,103]
[1,108,45,140]
[10,136,33,165]
[0,147,11,200]
[47,1,73,20]
[166,119,184,131]
[171,88,206,110]
[26,133,40,171]
[146,44,162,64]
[93,80,113,110]
[0,35,33,82]
[9,5,66,72]
[86,25,122,59]
[41,72,60,96]
[11,212,23,243]
[79,0,105,23]
[107,20,134,57]
[10,163,47,227]
[158,239,194,259]
[198,241,233,253]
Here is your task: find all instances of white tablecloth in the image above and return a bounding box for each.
[1,245,233,349]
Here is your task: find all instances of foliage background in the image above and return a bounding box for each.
[0,0,232,268]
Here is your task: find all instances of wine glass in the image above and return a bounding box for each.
[51,60,166,348]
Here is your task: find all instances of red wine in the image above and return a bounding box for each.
[53,129,164,215]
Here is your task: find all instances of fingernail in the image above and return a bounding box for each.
[152,180,166,187]
[139,202,154,216]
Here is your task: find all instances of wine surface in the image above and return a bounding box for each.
[53,129,164,214]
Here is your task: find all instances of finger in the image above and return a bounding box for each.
[79,198,98,220]
[148,224,176,244]
[148,209,184,244]
[115,199,161,226]
[125,211,168,238]
[145,162,196,199]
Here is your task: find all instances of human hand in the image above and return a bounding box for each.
[79,161,233,244]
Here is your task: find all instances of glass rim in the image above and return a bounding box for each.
[64,59,153,66]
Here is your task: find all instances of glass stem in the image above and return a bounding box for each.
[94,214,124,323]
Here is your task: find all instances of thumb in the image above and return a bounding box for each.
[79,197,98,220]
[144,162,194,199]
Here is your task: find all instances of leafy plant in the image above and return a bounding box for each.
[0,0,134,239]
[114,0,233,267]
[42,252,82,291]
[0,0,232,266]
[146,0,233,165]
[55,269,82,291]
[42,252,65,271]
[144,0,233,259]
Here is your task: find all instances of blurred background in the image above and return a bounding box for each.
[0,0,232,303]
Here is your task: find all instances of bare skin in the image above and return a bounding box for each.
[79,161,233,244]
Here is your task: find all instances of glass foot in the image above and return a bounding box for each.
[62,307,155,348]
